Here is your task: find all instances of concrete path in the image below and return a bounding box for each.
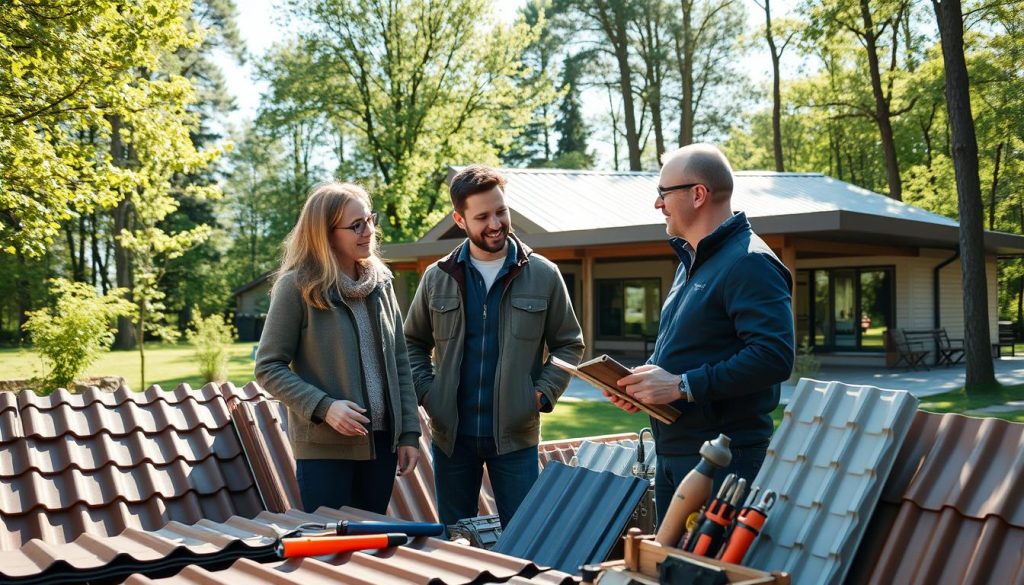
[560,356,1024,404]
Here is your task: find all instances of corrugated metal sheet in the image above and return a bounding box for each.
[228,397,302,513]
[497,169,959,234]
[537,432,640,469]
[743,379,919,585]
[0,506,574,585]
[575,439,655,476]
[0,384,267,549]
[848,411,1024,585]
[492,461,648,573]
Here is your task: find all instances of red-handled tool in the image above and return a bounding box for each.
[689,478,745,558]
[277,533,408,558]
[720,489,776,564]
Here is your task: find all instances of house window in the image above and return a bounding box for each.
[797,267,894,352]
[596,279,661,339]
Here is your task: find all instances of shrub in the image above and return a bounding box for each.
[790,342,821,383]
[22,279,134,393]
[187,310,236,383]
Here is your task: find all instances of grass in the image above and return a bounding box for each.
[0,341,259,392]
[918,383,1024,424]
[541,398,652,440]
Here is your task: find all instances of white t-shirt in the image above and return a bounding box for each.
[470,256,505,292]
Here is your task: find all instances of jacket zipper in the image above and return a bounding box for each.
[479,303,487,437]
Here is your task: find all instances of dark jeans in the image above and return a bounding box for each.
[433,435,539,528]
[654,443,769,526]
[296,431,397,514]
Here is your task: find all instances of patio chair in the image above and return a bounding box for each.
[993,321,1016,358]
[935,329,965,366]
[889,329,929,370]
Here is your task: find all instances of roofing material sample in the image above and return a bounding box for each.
[743,378,919,585]
[848,411,1024,585]
[0,384,266,549]
[537,432,640,469]
[228,397,302,513]
[575,439,656,477]
[492,461,648,573]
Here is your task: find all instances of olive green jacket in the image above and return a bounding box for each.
[255,271,420,460]
[403,235,585,456]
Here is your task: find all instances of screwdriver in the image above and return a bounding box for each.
[277,533,408,558]
[720,489,776,564]
[689,478,745,558]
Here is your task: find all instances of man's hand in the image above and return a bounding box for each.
[602,389,640,413]
[396,445,419,476]
[325,400,370,436]
[617,364,683,405]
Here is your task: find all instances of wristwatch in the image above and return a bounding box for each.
[678,374,694,402]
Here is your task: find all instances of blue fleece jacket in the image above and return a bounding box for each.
[649,212,795,455]
[456,238,518,437]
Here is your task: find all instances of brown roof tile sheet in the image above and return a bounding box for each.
[229,396,302,513]
[850,411,1024,585]
[1,506,572,584]
[0,383,268,549]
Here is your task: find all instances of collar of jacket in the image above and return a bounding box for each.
[437,233,533,291]
[669,211,750,273]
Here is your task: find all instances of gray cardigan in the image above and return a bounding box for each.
[255,271,420,460]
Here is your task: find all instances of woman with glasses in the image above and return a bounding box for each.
[255,181,420,513]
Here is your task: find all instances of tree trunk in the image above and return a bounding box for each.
[596,0,642,170]
[676,0,695,146]
[933,0,995,389]
[110,115,136,350]
[989,142,1003,231]
[763,0,784,171]
[860,0,903,201]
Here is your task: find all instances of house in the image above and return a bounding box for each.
[379,168,1024,366]
[232,168,1024,364]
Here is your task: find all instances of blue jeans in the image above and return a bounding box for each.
[296,431,397,514]
[654,443,768,525]
[433,435,539,528]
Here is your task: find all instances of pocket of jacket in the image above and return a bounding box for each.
[510,296,547,340]
[429,296,461,341]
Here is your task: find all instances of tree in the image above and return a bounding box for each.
[555,54,594,167]
[753,0,800,171]
[932,0,995,388]
[282,0,555,240]
[0,0,197,257]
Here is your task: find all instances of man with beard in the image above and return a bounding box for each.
[404,164,584,529]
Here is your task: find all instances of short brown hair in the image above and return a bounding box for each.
[449,165,507,213]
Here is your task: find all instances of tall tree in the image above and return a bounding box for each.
[933,0,995,388]
[753,0,799,171]
[283,0,555,240]
[554,53,593,167]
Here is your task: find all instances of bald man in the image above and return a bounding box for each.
[607,144,794,524]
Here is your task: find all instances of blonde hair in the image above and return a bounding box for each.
[275,181,385,310]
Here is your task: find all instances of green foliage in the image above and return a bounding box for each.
[0,0,200,257]
[789,343,821,384]
[186,310,236,383]
[22,279,133,393]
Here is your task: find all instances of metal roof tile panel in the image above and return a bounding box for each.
[0,385,266,549]
[575,440,655,476]
[492,461,648,573]
[743,379,918,585]
[229,398,302,513]
[881,411,1024,525]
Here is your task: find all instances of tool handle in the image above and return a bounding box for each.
[277,533,407,558]
[719,508,768,564]
[338,520,444,537]
[690,515,730,557]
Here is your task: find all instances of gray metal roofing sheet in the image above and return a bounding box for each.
[496,169,960,234]
[574,439,655,476]
[492,461,648,573]
[743,378,919,585]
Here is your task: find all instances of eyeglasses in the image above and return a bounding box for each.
[657,183,703,201]
[335,212,378,235]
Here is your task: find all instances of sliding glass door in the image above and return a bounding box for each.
[795,267,894,352]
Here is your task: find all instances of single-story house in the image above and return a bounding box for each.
[234,168,1024,365]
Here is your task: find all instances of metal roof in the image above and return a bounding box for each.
[0,383,267,549]
[384,169,1024,258]
[743,378,919,585]
[492,461,648,573]
[574,439,656,477]
[848,411,1024,584]
[0,506,574,585]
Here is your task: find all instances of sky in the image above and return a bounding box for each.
[211,0,786,168]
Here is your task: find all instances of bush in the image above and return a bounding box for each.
[790,342,821,384]
[22,279,134,393]
[187,310,236,383]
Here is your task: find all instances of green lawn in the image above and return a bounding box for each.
[542,398,652,440]
[918,384,1024,424]
[0,342,259,392]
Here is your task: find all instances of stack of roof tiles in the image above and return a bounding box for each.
[848,411,1024,584]
[0,383,267,549]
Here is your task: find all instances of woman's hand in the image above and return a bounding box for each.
[396,445,420,476]
[324,400,370,436]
